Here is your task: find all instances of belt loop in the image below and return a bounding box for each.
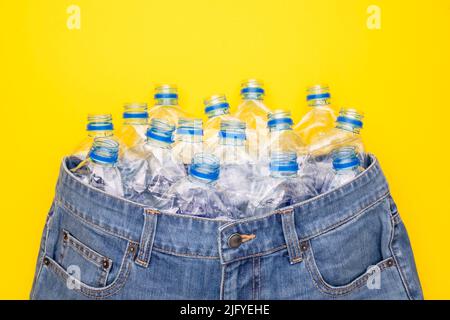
[135,208,159,268]
[278,207,303,265]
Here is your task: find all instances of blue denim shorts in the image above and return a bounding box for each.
[30,155,423,300]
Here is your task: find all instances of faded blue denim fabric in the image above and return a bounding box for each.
[30,155,423,300]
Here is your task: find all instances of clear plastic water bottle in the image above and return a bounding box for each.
[118,103,149,150]
[73,137,124,197]
[308,108,365,161]
[172,118,204,171]
[266,110,306,162]
[203,94,238,151]
[148,84,188,126]
[294,84,336,145]
[121,119,185,204]
[73,114,114,160]
[213,120,255,218]
[213,120,253,164]
[246,152,317,217]
[321,147,363,193]
[234,79,271,161]
[158,153,230,219]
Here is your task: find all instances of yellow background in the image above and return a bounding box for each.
[0,0,449,299]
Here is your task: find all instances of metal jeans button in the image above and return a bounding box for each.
[228,234,242,248]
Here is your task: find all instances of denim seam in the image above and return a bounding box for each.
[56,198,137,243]
[258,257,261,299]
[59,180,136,216]
[43,241,134,299]
[152,246,219,260]
[222,244,287,265]
[31,203,56,300]
[218,214,276,232]
[254,257,261,300]
[252,258,256,300]
[220,265,226,300]
[392,214,401,225]
[388,215,413,300]
[62,229,112,268]
[300,192,390,242]
[305,243,396,297]
[30,213,52,300]
[218,225,225,264]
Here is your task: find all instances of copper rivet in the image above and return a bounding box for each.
[43,257,50,265]
[129,246,135,253]
[102,259,109,269]
[388,259,394,267]
[63,232,68,241]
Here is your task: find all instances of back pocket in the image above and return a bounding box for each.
[58,229,112,288]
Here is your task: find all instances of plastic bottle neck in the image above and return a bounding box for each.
[123,103,148,125]
[88,130,114,138]
[188,154,220,184]
[219,120,247,147]
[86,114,114,137]
[155,97,179,106]
[205,96,231,119]
[332,147,361,173]
[269,152,299,178]
[89,138,119,167]
[335,109,364,134]
[154,85,179,106]
[240,79,265,101]
[176,119,203,143]
[146,119,175,149]
[242,92,264,101]
[268,111,294,132]
[307,84,331,108]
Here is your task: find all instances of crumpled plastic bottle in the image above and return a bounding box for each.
[72,137,124,197]
[120,118,185,205]
[117,103,149,150]
[294,84,336,145]
[157,153,230,219]
[72,114,115,160]
[320,147,364,193]
[148,84,190,126]
[246,152,317,217]
[212,119,256,219]
[203,94,239,151]
[266,110,306,158]
[172,118,204,172]
[234,79,271,161]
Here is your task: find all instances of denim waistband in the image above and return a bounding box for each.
[55,154,390,264]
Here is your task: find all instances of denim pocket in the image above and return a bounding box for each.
[58,229,112,287]
[304,196,396,295]
[32,201,138,299]
[40,241,136,299]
